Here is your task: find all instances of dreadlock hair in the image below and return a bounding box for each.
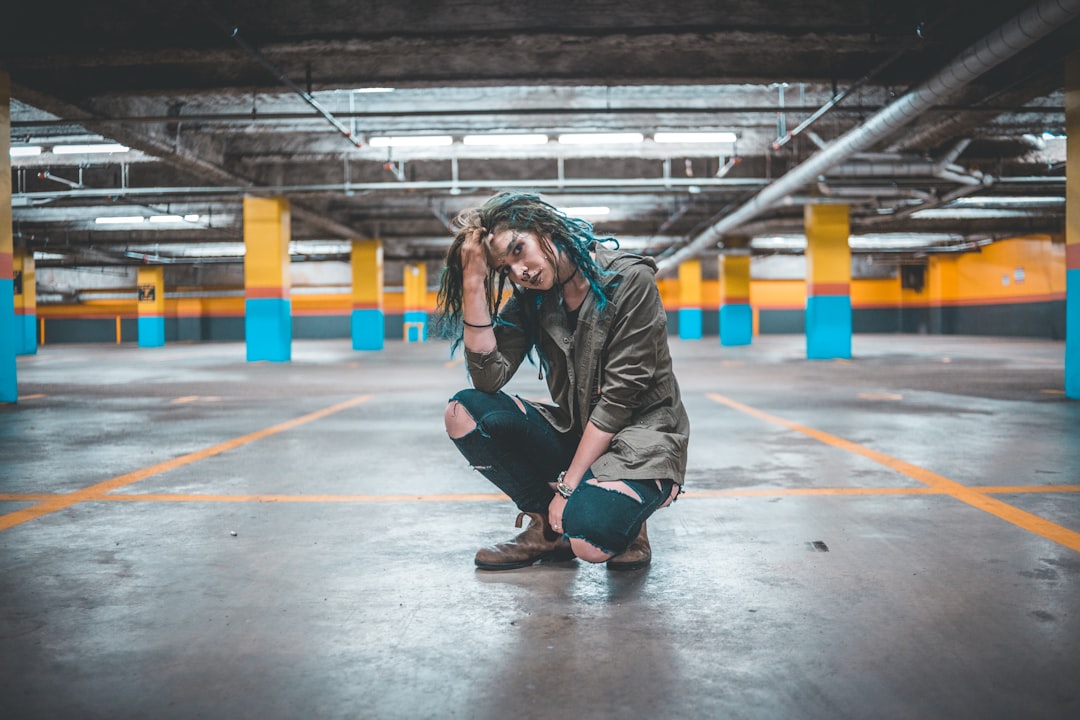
[435,191,617,360]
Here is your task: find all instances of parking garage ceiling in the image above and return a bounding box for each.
[2,0,1075,271]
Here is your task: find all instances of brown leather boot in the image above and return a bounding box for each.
[606,522,651,571]
[475,511,576,570]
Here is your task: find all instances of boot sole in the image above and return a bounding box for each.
[475,546,576,571]
[606,557,651,571]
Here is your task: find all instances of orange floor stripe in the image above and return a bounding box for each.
[707,392,1080,554]
[0,395,371,532]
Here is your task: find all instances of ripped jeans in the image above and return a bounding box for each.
[448,388,674,555]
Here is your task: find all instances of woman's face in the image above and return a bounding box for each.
[488,227,563,291]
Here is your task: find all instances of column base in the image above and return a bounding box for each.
[678,308,703,340]
[806,295,852,360]
[720,304,752,346]
[352,309,385,350]
[245,298,292,362]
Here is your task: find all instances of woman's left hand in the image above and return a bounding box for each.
[548,493,568,535]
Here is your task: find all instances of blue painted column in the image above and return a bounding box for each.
[719,250,753,346]
[1066,52,1079,398]
[403,262,428,343]
[351,239,384,350]
[244,196,292,362]
[1,72,17,402]
[13,249,37,355]
[678,259,703,340]
[804,204,852,360]
[137,265,166,348]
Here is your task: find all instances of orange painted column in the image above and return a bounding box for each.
[804,204,852,359]
[678,259,703,339]
[351,239,384,350]
[1,71,16,402]
[1066,52,1079,398]
[719,245,752,346]
[244,196,292,361]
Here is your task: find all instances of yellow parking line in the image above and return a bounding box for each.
[0,395,372,533]
[707,392,1080,554]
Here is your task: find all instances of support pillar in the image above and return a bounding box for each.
[1066,52,1079,398]
[1,72,16,402]
[243,196,292,362]
[137,266,166,347]
[678,259,703,340]
[351,239,384,350]
[403,262,427,343]
[719,246,753,346]
[14,249,37,355]
[804,204,852,360]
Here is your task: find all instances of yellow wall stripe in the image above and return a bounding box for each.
[706,392,1080,553]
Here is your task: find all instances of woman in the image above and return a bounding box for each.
[437,192,689,571]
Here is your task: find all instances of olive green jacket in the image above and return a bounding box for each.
[464,245,690,485]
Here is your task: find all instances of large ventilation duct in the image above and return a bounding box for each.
[656,0,1080,275]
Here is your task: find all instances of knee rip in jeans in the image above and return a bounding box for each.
[445,395,528,440]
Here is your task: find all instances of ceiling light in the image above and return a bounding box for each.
[462,134,549,146]
[558,133,644,145]
[368,135,453,148]
[352,87,395,94]
[654,132,738,144]
[9,146,43,157]
[149,215,184,223]
[53,143,130,155]
[559,206,610,217]
[95,216,145,224]
[184,214,200,222]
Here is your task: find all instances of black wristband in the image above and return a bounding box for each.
[463,320,493,329]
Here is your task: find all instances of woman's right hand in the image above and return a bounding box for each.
[461,227,490,284]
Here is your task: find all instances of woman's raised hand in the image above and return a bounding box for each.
[461,227,490,284]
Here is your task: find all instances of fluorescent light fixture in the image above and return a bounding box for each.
[10,146,43,157]
[654,132,737,144]
[368,135,453,148]
[95,216,145,225]
[149,215,184,223]
[462,134,548,146]
[53,143,130,154]
[559,206,610,217]
[950,196,1064,207]
[184,214,200,222]
[352,87,395,93]
[1041,131,1066,140]
[558,133,644,145]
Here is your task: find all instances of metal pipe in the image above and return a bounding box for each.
[224,25,363,149]
[656,0,1080,275]
[10,176,771,203]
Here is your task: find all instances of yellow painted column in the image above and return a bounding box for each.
[804,204,852,359]
[243,196,292,361]
[1066,52,1080,398]
[719,250,752,346]
[1,71,17,401]
[351,239,384,350]
[137,266,166,347]
[13,249,37,355]
[678,258,703,340]
[403,262,427,342]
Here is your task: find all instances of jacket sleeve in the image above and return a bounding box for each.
[462,296,531,393]
[587,264,664,433]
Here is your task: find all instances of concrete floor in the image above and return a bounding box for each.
[1,334,1078,720]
